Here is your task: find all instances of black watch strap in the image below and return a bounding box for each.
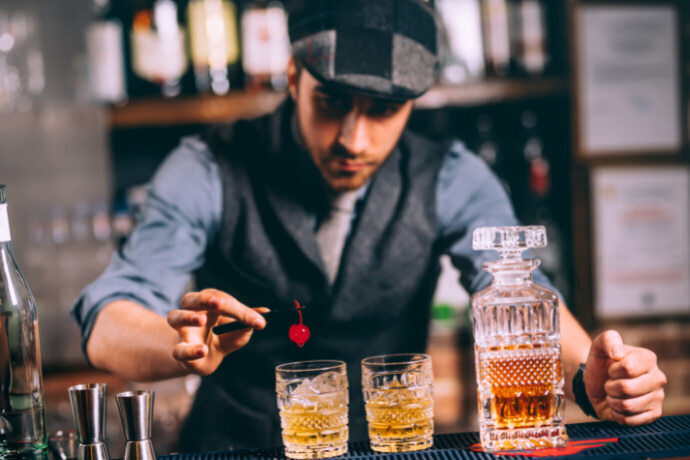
[573,363,598,418]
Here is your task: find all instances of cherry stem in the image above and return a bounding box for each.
[294,299,304,325]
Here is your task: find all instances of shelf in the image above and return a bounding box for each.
[415,77,569,109]
[108,91,288,128]
[108,77,569,128]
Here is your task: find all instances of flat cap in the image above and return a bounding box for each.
[288,0,438,101]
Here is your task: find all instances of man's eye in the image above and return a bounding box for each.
[316,96,349,114]
[368,104,402,117]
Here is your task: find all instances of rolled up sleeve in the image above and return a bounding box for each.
[436,141,559,297]
[71,136,222,350]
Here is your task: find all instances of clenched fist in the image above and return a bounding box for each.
[584,330,666,425]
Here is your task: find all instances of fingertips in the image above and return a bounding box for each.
[215,298,266,329]
[180,291,211,311]
[173,343,208,361]
[181,289,226,311]
[180,290,265,329]
[252,307,269,329]
[167,310,206,329]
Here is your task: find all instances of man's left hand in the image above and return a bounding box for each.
[584,330,667,425]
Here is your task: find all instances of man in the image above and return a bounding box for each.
[73,0,666,453]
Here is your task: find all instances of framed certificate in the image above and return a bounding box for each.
[572,2,682,157]
[591,165,690,318]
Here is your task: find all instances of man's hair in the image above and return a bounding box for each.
[293,59,303,79]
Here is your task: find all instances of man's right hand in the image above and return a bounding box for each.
[167,288,267,376]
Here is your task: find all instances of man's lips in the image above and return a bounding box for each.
[330,157,370,172]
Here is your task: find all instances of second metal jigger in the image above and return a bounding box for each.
[68,383,110,460]
[116,390,156,460]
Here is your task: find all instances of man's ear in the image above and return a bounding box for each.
[287,56,299,101]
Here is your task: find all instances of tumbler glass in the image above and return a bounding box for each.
[275,360,349,459]
[48,430,78,460]
[361,353,434,452]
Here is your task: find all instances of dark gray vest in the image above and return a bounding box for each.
[179,100,448,452]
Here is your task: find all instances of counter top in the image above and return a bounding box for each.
[159,413,690,460]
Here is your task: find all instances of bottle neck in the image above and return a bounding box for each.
[0,203,11,243]
[484,259,539,286]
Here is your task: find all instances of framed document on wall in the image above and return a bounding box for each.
[591,165,690,318]
[573,2,682,157]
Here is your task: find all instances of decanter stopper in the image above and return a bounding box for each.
[472,225,546,261]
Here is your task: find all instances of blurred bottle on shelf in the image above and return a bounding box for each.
[431,255,470,336]
[0,8,45,113]
[240,0,290,91]
[91,203,113,243]
[18,200,117,370]
[518,110,568,299]
[508,0,547,76]
[187,0,242,95]
[480,0,511,77]
[49,207,70,247]
[435,0,485,84]
[86,0,128,103]
[474,113,510,194]
[91,202,115,268]
[129,0,189,98]
[112,191,135,250]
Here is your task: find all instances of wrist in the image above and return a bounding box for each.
[573,363,598,418]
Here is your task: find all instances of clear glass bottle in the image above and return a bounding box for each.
[129,0,189,98]
[240,0,290,92]
[86,0,128,103]
[471,225,567,451]
[0,185,47,457]
[187,0,242,95]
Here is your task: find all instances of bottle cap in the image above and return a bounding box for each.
[472,225,547,261]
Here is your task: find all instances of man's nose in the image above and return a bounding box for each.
[338,109,371,154]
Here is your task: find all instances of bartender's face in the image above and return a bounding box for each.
[287,58,414,192]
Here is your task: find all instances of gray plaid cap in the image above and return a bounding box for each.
[288,0,438,101]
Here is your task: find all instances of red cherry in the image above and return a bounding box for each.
[289,324,311,347]
[289,300,310,347]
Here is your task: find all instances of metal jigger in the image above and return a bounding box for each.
[68,383,110,460]
[116,390,156,460]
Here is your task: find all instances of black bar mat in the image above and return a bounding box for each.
[160,414,690,460]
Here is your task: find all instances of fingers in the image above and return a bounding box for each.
[606,388,665,415]
[602,355,666,426]
[607,347,658,379]
[609,406,663,426]
[591,330,626,361]
[173,342,208,362]
[172,329,254,377]
[167,309,206,329]
[181,289,266,329]
[586,332,668,426]
[605,367,667,399]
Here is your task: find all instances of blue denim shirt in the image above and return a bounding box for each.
[72,136,557,347]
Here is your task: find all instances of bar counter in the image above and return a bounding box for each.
[159,414,690,460]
